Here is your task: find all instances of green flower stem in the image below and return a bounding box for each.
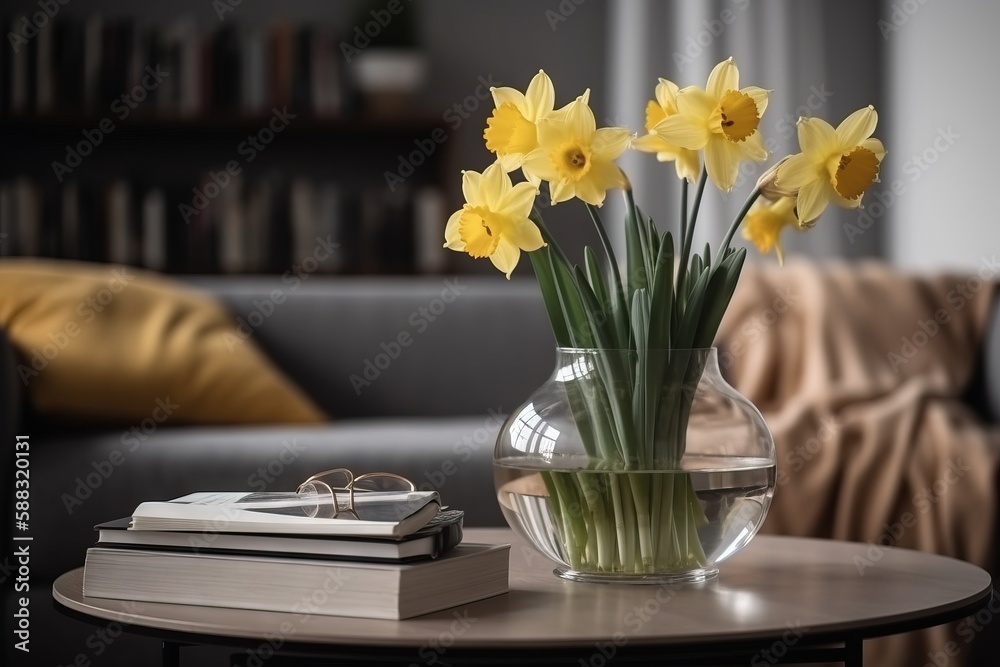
[676,168,709,302]
[680,178,689,242]
[720,186,763,257]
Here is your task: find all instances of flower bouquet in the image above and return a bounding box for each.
[446,59,885,581]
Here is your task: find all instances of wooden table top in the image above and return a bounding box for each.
[53,528,992,649]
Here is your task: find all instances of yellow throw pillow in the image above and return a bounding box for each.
[0,259,327,424]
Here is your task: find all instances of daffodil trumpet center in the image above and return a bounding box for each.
[484,103,537,155]
[553,142,592,182]
[458,206,506,258]
[711,90,760,143]
[828,146,880,200]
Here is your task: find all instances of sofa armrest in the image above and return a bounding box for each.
[0,327,20,443]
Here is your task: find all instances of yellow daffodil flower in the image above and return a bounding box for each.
[632,78,701,183]
[650,57,769,191]
[483,70,556,173]
[444,162,544,278]
[520,95,630,206]
[741,197,801,265]
[775,105,886,224]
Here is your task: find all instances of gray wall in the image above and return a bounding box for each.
[886,0,999,271]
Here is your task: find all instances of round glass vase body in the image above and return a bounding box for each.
[494,347,775,584]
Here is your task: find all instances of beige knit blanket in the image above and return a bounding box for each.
[717,261,999,667]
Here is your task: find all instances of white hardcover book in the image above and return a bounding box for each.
[130,491,441,537]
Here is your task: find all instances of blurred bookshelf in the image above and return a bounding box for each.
[0,13,454,275]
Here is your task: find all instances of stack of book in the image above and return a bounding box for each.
[82,489,509,620]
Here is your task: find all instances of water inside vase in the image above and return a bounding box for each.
[494,455,775,574]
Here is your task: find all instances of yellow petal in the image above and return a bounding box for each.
[707,57,738,99]
[490,237,520,278]
[796,179,830,223]
[632,133,669,154]
[704,138,741,191]
[462,170,485,207]
[490,87,529,118]
[654,78,680,113]
[497,152,523,172]
[775,152,821,190]
[574,178,604,206]
[743,130,768,160]
[675,149,701,183]
[836,105,878,149]
[524,70,555,120]
[797,117,838,156]
[565,97,597,139]
[741,86,770,117]
[583,159,626,204]
[675,86,716,118]
[535,114,572,149]
[508,219,545,252]
[498,181,538,220]
[480,162,509,210]
[592,127,631,159]
[521,147,559,183]
[652,114,709,150]
[862,137,887,161]
[549,179,574,205]
[444,208,464,250]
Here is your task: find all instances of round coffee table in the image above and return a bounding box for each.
[53,528,993,666]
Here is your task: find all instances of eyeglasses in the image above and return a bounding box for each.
[296,468,415,519]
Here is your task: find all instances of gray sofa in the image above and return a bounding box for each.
[3,274,1000,666]
[3,276,564,666]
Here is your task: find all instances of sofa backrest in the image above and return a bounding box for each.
[188,276,555,419]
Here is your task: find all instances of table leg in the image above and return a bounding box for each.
[844,637,863,666]
[162,641,180,667]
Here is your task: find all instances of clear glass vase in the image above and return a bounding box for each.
[494,347,776,584]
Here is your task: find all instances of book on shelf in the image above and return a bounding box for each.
[95,508,465,563]
[2,14,362,117]
[83,541,510,620]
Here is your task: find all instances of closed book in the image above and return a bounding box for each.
[83,542,509,620]
[130,490,441,537]
[95,509,464,563]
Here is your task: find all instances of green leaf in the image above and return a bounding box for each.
[693,247,746,348]
[623,190,647,300]
[586,204,631,353]
[529,248,571,347]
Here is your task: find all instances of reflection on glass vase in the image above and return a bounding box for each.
[494,347,776,584]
